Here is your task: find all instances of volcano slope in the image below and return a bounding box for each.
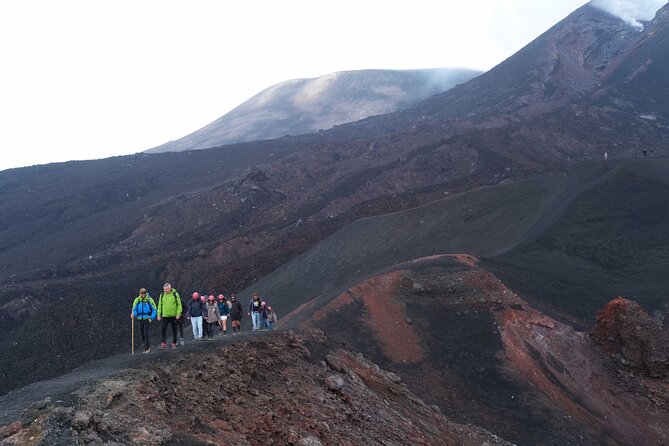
[239,159,669,326]
[290,259,669,446]
[235,159,669,445]
[3,2,669,395]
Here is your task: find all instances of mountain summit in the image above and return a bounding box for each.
[147,68,480,153]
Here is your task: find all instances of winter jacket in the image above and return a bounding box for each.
[229,300,243,320]
[132,295,157,320]
[187,299,206,318]
[267,310,278,323]
[205,302,221,322]
[218,300,230,317]
[260,307,269,320]
[157,289,182,318]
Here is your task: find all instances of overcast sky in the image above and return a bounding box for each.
[0,0,666,172]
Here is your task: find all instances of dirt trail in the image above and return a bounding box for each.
[490,160,629,257]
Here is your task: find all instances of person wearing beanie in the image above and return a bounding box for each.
[131,288,157,353]
[229,294,243,335]
[267,306,278,331]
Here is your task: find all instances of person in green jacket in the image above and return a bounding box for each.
[130,288,157,353]
[157,282,182,349]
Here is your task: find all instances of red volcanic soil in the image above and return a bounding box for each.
[315,271,424,364]
[461,271,669,445]
[303,257,669,446]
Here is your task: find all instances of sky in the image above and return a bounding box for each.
[0,0,666,172]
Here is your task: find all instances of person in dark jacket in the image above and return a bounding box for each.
[259,301,269,331]
[248,293,262,331]
[187,292,206,341]
[217,294,231,336]
[200,294,210,339]
[229,294,243,335]
[177,292,187,345]
[131,288,157,353]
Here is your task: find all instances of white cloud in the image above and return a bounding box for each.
[592,0,667,29]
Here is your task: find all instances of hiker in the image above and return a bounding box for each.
[259,302,269,330]
[248,293,262,331]
[217,294,230,336]
[177,291,187,346]
[229,294,243,335]
[267,306,278,331]
[157,282,182,349]
[205,295,221,340]
[201,294,210,339]
[187,292,205,341]
[130,288,157,353]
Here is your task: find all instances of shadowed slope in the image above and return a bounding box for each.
[241,159,669,327]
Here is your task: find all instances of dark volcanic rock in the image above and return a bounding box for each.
[0,331,511,446]
[593,297,669,378]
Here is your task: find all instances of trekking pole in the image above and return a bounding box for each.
[131,317,135,355]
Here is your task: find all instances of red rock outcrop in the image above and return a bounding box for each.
[592,297,669,378]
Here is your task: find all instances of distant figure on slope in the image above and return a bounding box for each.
[157,283,182,349]
[604,152,608,160]
[205,295,221,340]
[187,292,206,341]
[217,294,231,336]
[131,288,157,353]
[229,294,243,335]
[248,293,262,331]
[267,306,278,331]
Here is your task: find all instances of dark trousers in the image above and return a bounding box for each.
[138,319,151,349]
[203,319,210,338]
[207,322,218,338]
[161,317,178,344]
[178,317,184,339]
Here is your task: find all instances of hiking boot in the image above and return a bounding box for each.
[180,338,185,346]
[159,342,167,350]
[171,342,177,348]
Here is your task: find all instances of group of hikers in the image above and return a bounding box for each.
[130,283,278,353]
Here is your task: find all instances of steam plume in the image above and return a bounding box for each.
[591,0,668,29]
